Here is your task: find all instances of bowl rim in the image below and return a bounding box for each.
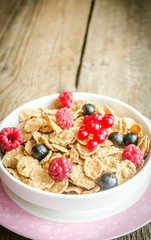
[0,92,151,199]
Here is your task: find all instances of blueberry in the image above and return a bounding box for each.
[123,132,138,146]
[108,132,123,146]
[98,173,118,190]
[82,104,95,116]
[32,144,49,161]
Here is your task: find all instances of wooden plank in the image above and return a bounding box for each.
[78,0,151,118]
[0,0,91,120]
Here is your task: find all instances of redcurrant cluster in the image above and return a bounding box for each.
[78,112,114,151]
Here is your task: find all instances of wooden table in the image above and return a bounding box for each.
[0,0,151,239]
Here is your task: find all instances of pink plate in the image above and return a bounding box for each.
[0,178,151,240]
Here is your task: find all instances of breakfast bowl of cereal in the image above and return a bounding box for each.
[0,92,151,222]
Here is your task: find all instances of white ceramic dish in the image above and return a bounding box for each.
[0,93,151,222]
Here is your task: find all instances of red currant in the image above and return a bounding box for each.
[101,114,114,128]
[94,128,108,144]
[86,121,100,134]
[79,125,87,131]
[106,113,114,120]
[87,139,98,151]
[91,112,102,124]
[83,115,91,125]
[78,129,89,140]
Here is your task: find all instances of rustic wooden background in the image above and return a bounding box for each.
[0,0,151,239]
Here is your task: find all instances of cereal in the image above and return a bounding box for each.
[25,139,36,155]
[1,95,150,195]
[24,118,43,132]
[2,145,24,168]
[120,117,136,134]
[19,108,42,122]
[137,135,150,157]
[6,168,22,181]
[100,156,120,172]
[41,135,54,150]
[30,167,54,189]
[42,113,62,133]
[32,131,43,144]
[17,156,40,178]
[77,143,98,156]
[40,150,52,165]
[69,165,96,190]
[95,146,120,159]
[49,130,76,146]
[65,185,83,194]
[131,123,142,137]
[82,185,100,194]
[84,156,104,180]
[50,143,69,153]
[69,147,84,165]
[17,122,32,143]
[116,160,137,185]
[45,180,69,194]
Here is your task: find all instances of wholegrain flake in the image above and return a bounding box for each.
[116,160,137,185]
[2,145,24,168]
[65,185,83,194]
[84,157,104,180]
[45,180,69,194]
[69,165,96,190]
[82,185,100,194]
[24,118,43,132]
[1,96,150,195]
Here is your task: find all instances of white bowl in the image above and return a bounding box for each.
[0,93,151,222]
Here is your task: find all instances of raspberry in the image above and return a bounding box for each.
[0,127,23,151]
[122,144,143,166]
[58,91,74,108]
[55,107,74,129]
[48,157,73,181]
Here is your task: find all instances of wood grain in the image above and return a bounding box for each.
[0,0,91,120]
[77,0,151,118]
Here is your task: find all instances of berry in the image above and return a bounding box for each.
[87,139,98,151]
[98,173,118,190]
[83,104,95,116]
[91,112,102,124]
[48,157,73,181]
[0,127,23,151]
[79,125,87,131]
[106,113,114,120]
[58,91,74,108]
[78,129,89,140]
[108,132,123,146]
[32,144,49,161]
[86,121,100,134]
[55,107,74,129]
[123,132,138,146]
[93,128,108,144]
[101,114,114,128]
[83,115,91,125]
[122,144,143,166]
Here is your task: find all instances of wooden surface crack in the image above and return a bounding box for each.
[75,0,95,89]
